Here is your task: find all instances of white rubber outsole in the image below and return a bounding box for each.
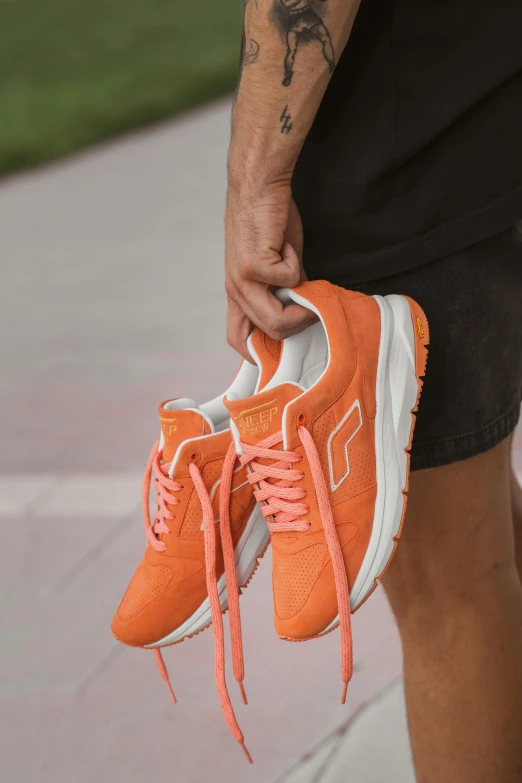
[144,503,269,648]
[321,294,422,634]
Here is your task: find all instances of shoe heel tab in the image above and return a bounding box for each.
[293,280,334,299]
[288,281,366,307]
[337,287,368,303]
[276,281,335,311]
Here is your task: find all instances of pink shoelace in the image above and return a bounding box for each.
[143,440,252,763]
[240,427,354,702]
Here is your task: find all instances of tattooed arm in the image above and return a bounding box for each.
[225,0,360,358]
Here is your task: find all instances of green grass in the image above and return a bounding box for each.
[0,0,243,175]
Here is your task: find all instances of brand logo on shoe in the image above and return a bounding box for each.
[416,317,424,339]
[233,400,279,436]
[160,419,177,437]
[327,399,363,491]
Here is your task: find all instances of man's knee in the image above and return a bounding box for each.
[382,529,516,638]
[380,443,518,634]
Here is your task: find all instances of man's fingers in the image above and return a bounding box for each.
[239,281,318,341]
[280,240,303,284]
[285,199,304,262]
[238,257,301,288]
[262,300,318,341]
[237,243,302,289]
[226,297,255,363]
[225,190,310,354]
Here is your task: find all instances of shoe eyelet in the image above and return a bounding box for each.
[296,411,307,428]
[187,450,200,466]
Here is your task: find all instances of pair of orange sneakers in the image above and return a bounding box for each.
[111,281,429,762]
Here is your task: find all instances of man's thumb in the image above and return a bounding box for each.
[279,241,302,288]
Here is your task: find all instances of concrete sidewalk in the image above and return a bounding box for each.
[277,680,415,783]
[2,98,521,783]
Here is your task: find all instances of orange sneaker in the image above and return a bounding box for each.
[111,329,280,761]
[224,281,429,700]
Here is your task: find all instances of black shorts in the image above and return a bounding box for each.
[309,222,522,471]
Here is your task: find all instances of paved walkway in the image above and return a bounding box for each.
[1,98,521,783]
[278,680,415,783]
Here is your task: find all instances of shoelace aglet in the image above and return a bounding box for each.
[341,681,348,705]
[240,741,253,764]
[238,681,248,706]
[165,680,177,704]
[154,649,177,704]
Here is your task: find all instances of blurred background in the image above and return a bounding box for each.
[1,2,521,782]
[0,0,242,175]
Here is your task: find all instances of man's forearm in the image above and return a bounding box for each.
[229,0,360,187]
[225,0,359,354]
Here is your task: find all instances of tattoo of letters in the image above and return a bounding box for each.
[280,105,293,133]
[274,0,335,86]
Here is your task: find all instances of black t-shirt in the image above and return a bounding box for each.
[293,0,522,284]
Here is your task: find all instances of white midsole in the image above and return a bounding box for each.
[144,503,269,648]
[323,294,419,633]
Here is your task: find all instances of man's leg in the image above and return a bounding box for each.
[510,462,522,580]
[382,439,522,782]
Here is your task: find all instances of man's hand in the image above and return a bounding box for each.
[225,178,316,361]
[225,0,359,360]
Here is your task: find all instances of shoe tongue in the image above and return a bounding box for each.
[224,383,302,446]
[248,328,281,390]
[158,399,213,462]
